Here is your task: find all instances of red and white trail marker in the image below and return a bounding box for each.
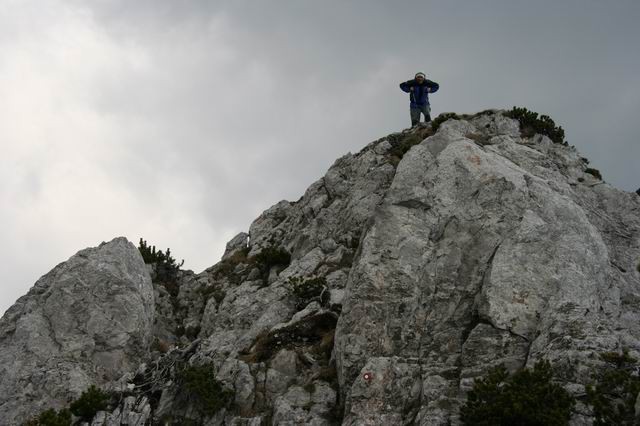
[363,372,373,382]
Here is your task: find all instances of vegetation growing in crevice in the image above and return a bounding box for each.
[386,126,435,166]
[239,311,338,363]
[289,276,329,310]
[315,364,339,389]
[461,360,575,425]
[69,385,111,421]
[209,246,250,285]
[250,246,291,269]
[431,112,461,131]
[138,238,184,294]
[465,132,492,146]
[25,408,72,426]
[199,285,227,306]
[157,415,200,426]
[151,337,171,354]
[246,246,291,286]
[175,363,234,417]
[586,350,640,425]
[585,167,603,181]
[504,107,566,144]
[346,229,362,250]
[29,386,112,425]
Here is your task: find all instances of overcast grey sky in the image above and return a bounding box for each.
[2,0,639,315]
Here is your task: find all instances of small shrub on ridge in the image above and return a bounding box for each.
[431,112,461,131]
[138,238,184,284]
[504,107,565,144]
[585,167,603,180]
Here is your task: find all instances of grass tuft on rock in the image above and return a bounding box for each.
[431,112,461,131]
[386,126,435,166]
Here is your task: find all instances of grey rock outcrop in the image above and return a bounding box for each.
[0,237,154,424]
[2,110,639,425]
[335,115,640,424]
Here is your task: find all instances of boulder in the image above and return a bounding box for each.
[0,237,154,424]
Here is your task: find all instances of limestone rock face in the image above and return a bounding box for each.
[0,237,154,424]
[334,115,640,425]
[3,110,640,425]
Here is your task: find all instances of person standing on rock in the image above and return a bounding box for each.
[400,72,439,126]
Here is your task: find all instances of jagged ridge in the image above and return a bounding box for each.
[2,110,640,425]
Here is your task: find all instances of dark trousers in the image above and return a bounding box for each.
[410,105,432,126]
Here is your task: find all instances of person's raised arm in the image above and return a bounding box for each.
[399,80,415,93]
[427,80,439,93]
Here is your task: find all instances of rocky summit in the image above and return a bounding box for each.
[2,110,639,425]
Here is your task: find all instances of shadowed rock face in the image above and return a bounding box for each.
[2,111,639,425]
[0,237,154,424]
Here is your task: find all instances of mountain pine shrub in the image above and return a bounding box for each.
[585,168,603,180]
[138,238,184,297]
[460,360,575,425]
[176,364,233,416]
[251,246,291,268]
[69,385,110,421]
[586,350,640,425]
[505,107,565,144]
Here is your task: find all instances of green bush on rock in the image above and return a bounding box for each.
[586,350,640,426]
[176,364,234,417]
[585,167,603,180]
[461,360,575,426]
[138,238,184,284]
[69,385,110,421]
[504,107,566,144]
[251,246,291,269]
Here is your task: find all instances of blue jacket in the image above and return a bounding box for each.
[400,79,439,107]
